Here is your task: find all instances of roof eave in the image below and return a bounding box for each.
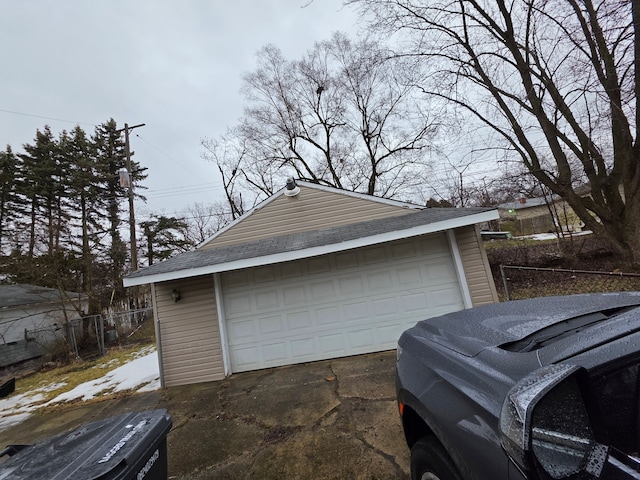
[123,209,498,287]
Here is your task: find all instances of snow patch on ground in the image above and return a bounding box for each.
[0,348,160,430]
[516,230,593,241]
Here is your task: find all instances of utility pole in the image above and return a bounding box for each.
[118,122,145,272]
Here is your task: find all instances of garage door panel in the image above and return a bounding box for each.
[363,246,388,264]
[319,333,346,354]
[367,270,394,290]
[401,292,429,313]
[430,287,463,308]
[426,262,459,281]
[310,280,336,300]
[281,262,304,278]
[371,296,397,317]
[334,251,359,269]
[338,275,365,295]
[291,338,316,358]
[343,301,370,322]
[347,328,375,349]
[315,306,341,326]
[224,269,251,287]
[256,290,279,308]
[390,241,417,259]
[228,319,256,340]
[253,265,278,283]
[397,265,423,285]
[226,293,253,315]
[419,235,449,253]
[377,323,403,344]
[262,342,289,363]
[283,285,306,306]
[223,234,464,373]
[308,256,331,273]
[233,346,259,368]
[286,310,313,330]
[259,315,283,335]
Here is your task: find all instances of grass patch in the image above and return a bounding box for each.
[14,343,156,406]
[503,276,640,301]
[483,236,558,251]
[124,316,156,344]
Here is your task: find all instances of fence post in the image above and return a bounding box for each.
[99,315,105,356]
[500,264,511,301]
[68,321,78,358]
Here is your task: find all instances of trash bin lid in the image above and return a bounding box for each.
[0,409,172,480]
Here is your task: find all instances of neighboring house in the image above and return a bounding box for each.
[123,181,500,388]
[498,195,584,236]
[0,284,88,368]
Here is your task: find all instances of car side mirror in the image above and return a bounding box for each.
[499,364,608,479]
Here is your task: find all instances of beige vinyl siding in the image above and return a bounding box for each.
[455,226,498,306]
[513,205,549,220]
[507,202,582,235]
[152,275,224,387]
[201,186,415,249]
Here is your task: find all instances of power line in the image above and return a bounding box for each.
[146,183,217,194]
[144,185,220,200]
[135,133,206,178]
[0,108,98,127]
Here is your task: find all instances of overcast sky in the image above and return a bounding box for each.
[0,1,361,219]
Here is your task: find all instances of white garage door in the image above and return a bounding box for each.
[221,234,464,373]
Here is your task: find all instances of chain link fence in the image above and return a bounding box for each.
[498,265,640,301]
[26,318,97,361]
[25,307,154,362]
[103,307,153,344]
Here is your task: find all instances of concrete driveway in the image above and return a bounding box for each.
[0,350,410,479]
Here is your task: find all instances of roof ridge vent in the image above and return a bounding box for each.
[284,177,300,197]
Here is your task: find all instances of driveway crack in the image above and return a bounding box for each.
[327,362,340,397]
[352,423,407,479]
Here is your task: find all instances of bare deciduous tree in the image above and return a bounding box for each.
[352,0,640,264]
[202,32,440,207]
[178,201,231,246]
[201,133,248,219]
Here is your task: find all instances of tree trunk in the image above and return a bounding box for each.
[623,189,640,267]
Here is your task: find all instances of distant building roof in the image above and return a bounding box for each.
[497,195,559,211]
[0,284,85,309]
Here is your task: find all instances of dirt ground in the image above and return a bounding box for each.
[0,350,410,479]
[485,235,640,299]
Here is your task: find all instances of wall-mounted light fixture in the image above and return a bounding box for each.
[284,177,300,197]
[171,289,181,303]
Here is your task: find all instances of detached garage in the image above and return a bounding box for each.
[123,181,499,387]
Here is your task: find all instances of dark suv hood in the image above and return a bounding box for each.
[410,292,640,357]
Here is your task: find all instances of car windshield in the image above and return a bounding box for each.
[500,306,639,353]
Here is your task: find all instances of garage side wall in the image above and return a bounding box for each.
[152,275,224,386]
[455,225,499,306]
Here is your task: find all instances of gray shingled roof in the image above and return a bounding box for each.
[125,206,494,281]
[497,195,560,211]
[0,284,84,308]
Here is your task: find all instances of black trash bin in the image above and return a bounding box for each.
[0,409,172,480]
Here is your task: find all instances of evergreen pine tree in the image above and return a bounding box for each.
[140,215,189,266]
[0,145,25,254]
[62,126,102,303]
